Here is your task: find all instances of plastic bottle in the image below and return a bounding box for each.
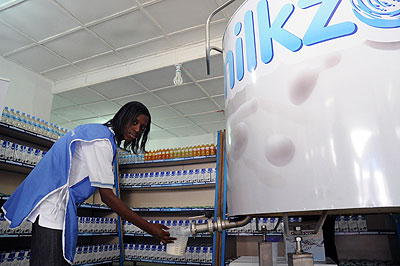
[44,121,50,137]
[25,114,33,132]
[39,119,46,135]
[54,124,60,139]
[15,110,23,128]
[8,108,17,126]
[200,145,205,156]
[26,147,34,164]
[0,139,6,159]
[193,145,199,157]
[33,149,41,165]
[36,118,42,134]
[177,147,183,158]
[31,116,37,133]
[181,170,188,184]
[21,112,28,129]
[1,107,9,124]
[14,144,24,162]
[357,215,367,231]
[165,148,170,160]
[9,142,17,161]
[210,144,216,155]
[49,123,56,139]
[55,125,61,139]
[205,144,210,156]
[59,127,65,137]
[188,146,193,157]
[183,147,188,158]
[35,118,41,134]
[193,169,200,183]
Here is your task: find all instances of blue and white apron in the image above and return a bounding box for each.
[1,124,117,264]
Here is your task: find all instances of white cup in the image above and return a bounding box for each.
[166,227,190,256]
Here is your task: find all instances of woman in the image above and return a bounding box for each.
[2,101,174,265]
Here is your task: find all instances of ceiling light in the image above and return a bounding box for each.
[173,64,183,86]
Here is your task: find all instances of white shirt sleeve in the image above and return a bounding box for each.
[80,139,115,189]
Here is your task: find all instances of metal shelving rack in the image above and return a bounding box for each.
[116,132,225,266]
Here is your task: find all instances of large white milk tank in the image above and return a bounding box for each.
[223,0,400,216]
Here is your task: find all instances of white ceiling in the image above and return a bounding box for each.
[0,0,246,141]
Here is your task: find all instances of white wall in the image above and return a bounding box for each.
[146,133,218,151]
[0,57,53,121]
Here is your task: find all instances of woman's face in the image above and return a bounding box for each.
[123,114,149,142]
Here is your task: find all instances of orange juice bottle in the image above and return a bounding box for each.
[144,152,149,161]
[193,145,199,157]
[210,144,216,155]
[165,148,170,160]
[188,146,193,157]
[161,149,165,160]
[184,147,189,158]
[196,145,201,156]
[200,145,205,156]
[205,144,210,156]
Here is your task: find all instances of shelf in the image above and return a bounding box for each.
[227,232,282,236]
[124,233,211,238]
[121,181,216,190]
[225,231,396,236]
[0,159,34,174]
[334,231,396,236]
[79,203,112,211]
[78,232,117,237]
[0,233,31,238]
[130,207,214,212]
[0,122,55,148]
[0,232,118,238]
[0,194,10,200]
[119,155,217,169]
[125,258,212,265]
[75,259,118,266]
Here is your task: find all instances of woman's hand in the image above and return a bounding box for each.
[98,188,176,244]
[147,223,176,244]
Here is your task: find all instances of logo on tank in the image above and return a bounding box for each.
[224,0,400,96]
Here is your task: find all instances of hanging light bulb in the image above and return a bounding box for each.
[173,64,183,86]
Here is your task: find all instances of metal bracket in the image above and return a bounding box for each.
[205,0,237,75]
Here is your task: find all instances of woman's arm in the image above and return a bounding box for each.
[98,188,175,244]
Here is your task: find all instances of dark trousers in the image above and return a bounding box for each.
[30,218,71,266]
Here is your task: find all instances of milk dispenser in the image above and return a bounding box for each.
[191,0,400,265]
